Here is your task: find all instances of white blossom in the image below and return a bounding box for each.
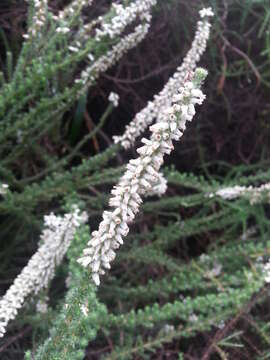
[78,68,208,286]
[162,324,175,333]
[56,27,70,34]
[54,0,93,21]
[250,183,270,204]
[0,183,8,196]
[24,0,48,38]
[0,206,87,338]
[50,0,156,96]
[217,320,225,329]
[145,172,168,197]
[80,302,89,316]
[87,53,94,62]
[262,258,270,284]
[108,92,120,107]
[209,182,270,204]
[71,1,156,89]
[94,0,157,42]
[199,254,210,263]
[199,7,214,18]
[264,263,270,283]
[209,185,247,200]
[77,22,151,91]
[68,46,80,53]
[113,8,213,149]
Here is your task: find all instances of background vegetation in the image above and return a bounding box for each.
[1,0,270,359]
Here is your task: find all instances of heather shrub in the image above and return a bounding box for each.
[0,1,270,359]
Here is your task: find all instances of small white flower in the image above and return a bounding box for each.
[217,320,225,329]
[162,324,175,333]
[108,92,120,107]
[199,7,214,18]
[211,186,247,200]
[0,183,9,195]
[264,260,270,284]
[80,21,151,89]
[80,303,89,316]
[189,314,199,323]
[94,0,156,41]
[56,27,70,34]
[68,46,79,53]
[87,53,94,61]
[24,0,48,38]
[54,0,94,21]
[209,182,270,204]
[92,273,100,286]
[200,254,210,263]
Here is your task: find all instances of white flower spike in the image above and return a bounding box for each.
[0,206,87,338]
[78,68,208,286]
[113,8,213,149]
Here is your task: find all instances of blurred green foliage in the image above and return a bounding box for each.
[1,1,270,359]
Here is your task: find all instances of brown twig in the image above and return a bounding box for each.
[221,35,261,89]
[201,288,266,360]
[0,326,32,353]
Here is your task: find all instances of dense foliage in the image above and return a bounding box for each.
[0,0,270,359]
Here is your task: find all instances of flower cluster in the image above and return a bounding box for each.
[78,68,208,286]
[113,7,213,149]
[53,0,94,35]
[209,185,247,200]
[264,261,270,283]
[0,206,87,338]
[95,0,156,41]
[108,92,120,107]
[71,0,157,89]
[199,7,214,18]
[209,182,270,204]
[23,0,48,39]
[0,183,8,195]
[145,172,168,197]
[77,22,151,89]
[70,0,155,86]
[55,25,70,35]
[161,324,175,334]
[249,183,270,204]
[54,0,93,21]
